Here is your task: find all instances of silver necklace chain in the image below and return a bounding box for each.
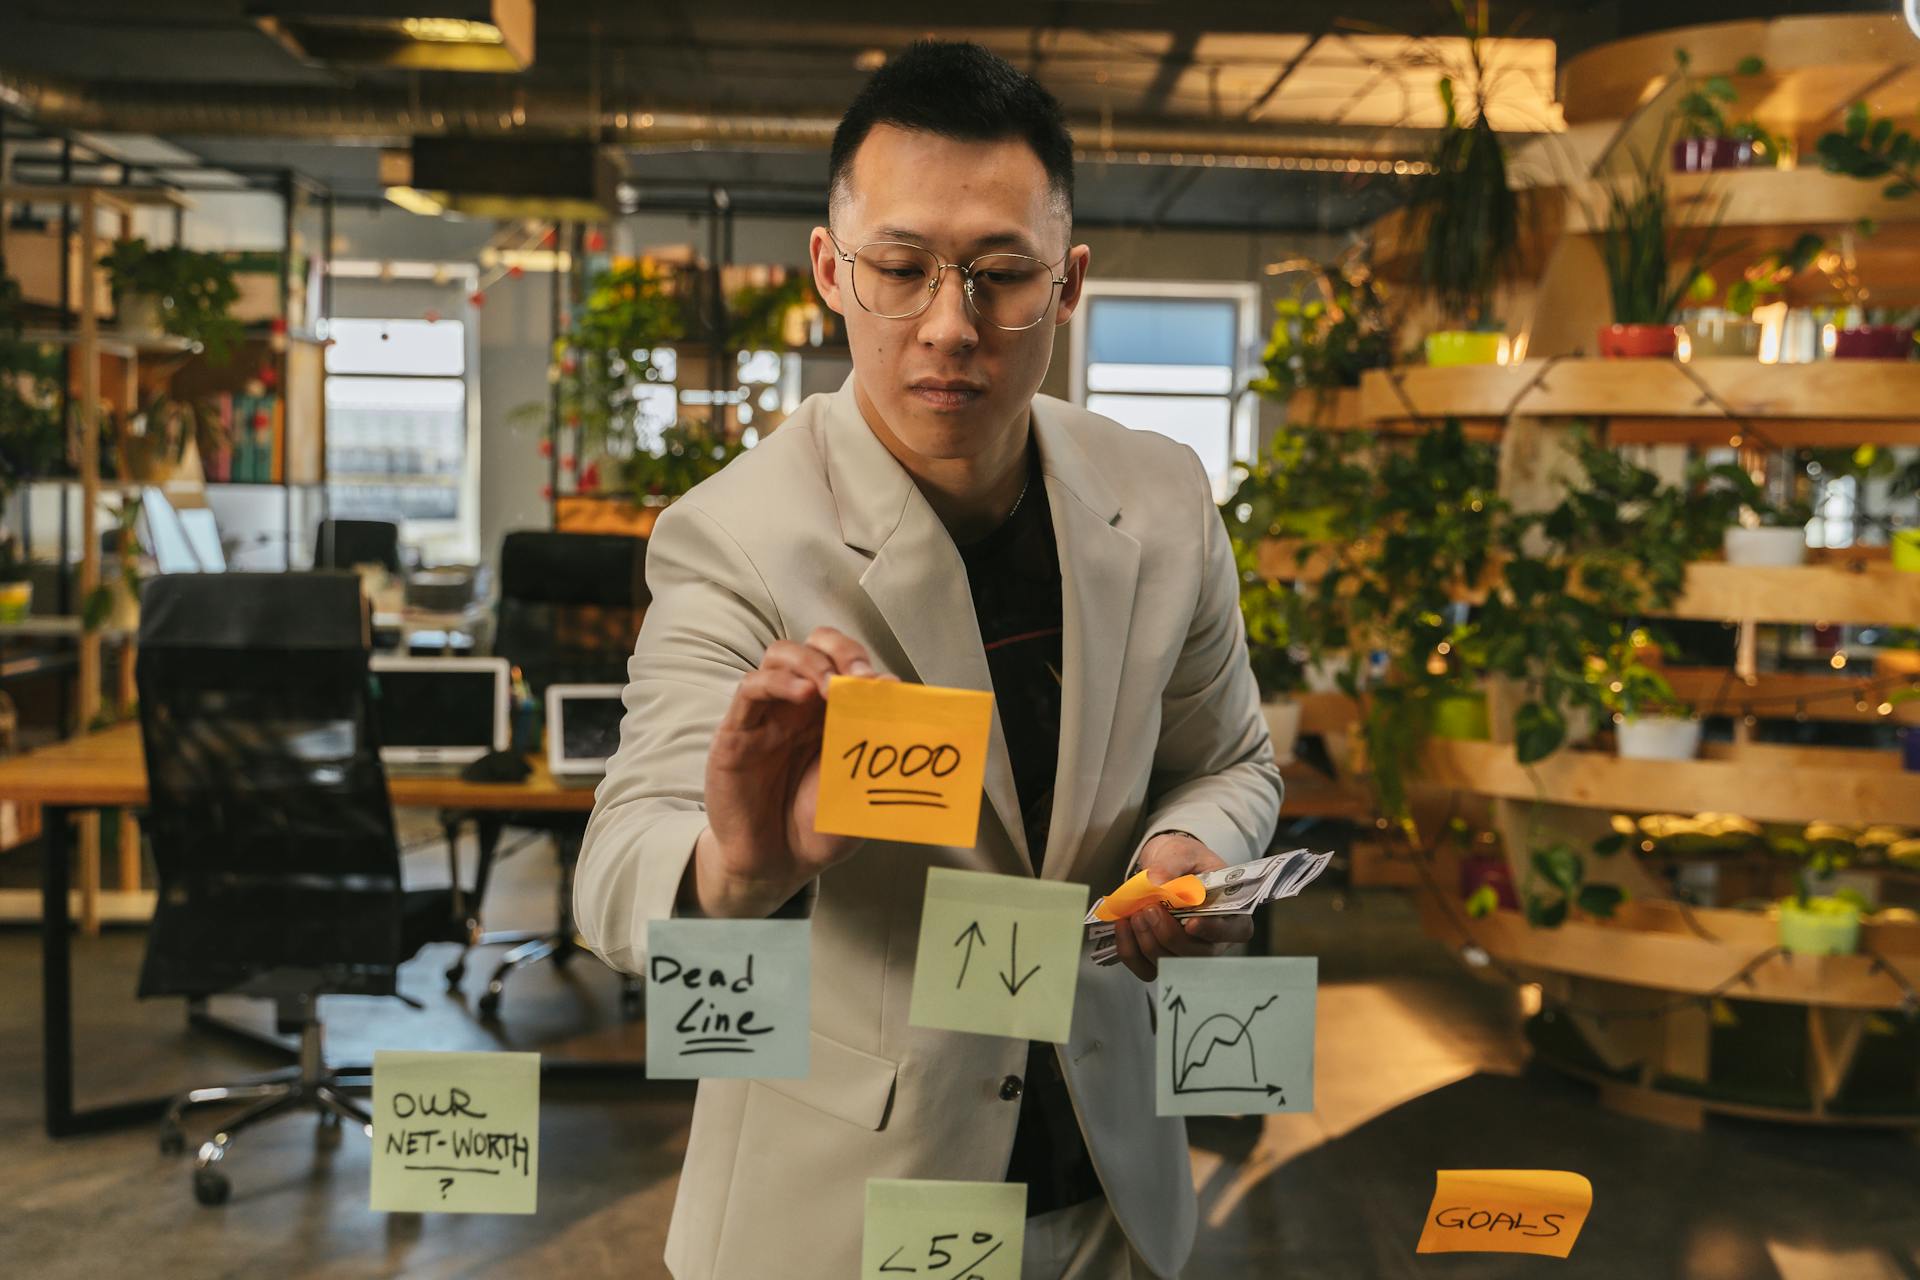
[1004,468,1032,521]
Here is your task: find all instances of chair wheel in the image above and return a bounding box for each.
[444,962,465,988]
[159,1127,186,1156]
[192,1169,230,1206]
[477,990,501,1018]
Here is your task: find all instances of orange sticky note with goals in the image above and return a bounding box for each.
[814,676,994,848]
[1415,1170,1592,1259]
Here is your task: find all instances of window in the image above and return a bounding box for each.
[1069,283,1259,496]
[323,317,473,554]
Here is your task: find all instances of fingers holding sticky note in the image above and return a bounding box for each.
[1415,1169,1593,1258]
[814,676,994,848]
[1092,870,1205,922]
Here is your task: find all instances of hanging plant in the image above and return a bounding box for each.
[1249,254,1396,401]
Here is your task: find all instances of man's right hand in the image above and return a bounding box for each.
[686,626,888,918]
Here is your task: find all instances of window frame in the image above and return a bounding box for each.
[1067,278,1261,494]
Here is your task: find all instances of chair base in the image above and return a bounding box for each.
[447,928,642,1019]
[161,1013,372,1206]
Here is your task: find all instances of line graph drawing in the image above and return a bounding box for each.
[1167,990,1285,1099]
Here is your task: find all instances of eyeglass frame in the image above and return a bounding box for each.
[825,228,1071,332]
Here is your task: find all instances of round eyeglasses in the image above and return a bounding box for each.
[827,229,1068,331]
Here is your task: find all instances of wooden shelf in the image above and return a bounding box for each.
[1358,358,1920,441]
[1663,664,1920,726]
[1420,738,1920,827]
[1420,895,1920,1011]
[1565,167,1920,234]
[1661,562,1920,627]
[1559,13,1920,133]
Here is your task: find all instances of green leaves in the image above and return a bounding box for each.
[1465,885,1500,919]
[1818,103,1920,197]
[1513,700,1566,765]
[1531,843,1583,894]
[1524,841,1627,929]
[1575,883,1627,919]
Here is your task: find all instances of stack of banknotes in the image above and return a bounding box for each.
[1086,847,1334,966]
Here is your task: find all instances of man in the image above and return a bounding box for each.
[576,40,1282,1280]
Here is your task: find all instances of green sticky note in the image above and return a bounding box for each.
[1156,957,1317,1116]
[370,1050,539,1214]
[909,868,1087,1043]
[863,1179,1026,1280]
[645,919,810,1079]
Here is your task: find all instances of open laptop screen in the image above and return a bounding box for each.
[547,684,626,777]
[369,657,510,765]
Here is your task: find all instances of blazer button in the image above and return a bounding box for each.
[998,1074,1023,1101]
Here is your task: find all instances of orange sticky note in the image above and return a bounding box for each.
[1092,871,1205,922]
[814,676,994,848]
[1415,1170,1592,1258]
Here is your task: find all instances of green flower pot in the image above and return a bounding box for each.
[1430,692,1491,741]
[1893,530,1920,573]
[0,580,32,624]
[1424,331,1507,367]
[1777,903,1861,956]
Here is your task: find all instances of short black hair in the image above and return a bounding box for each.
[828,40,1075,226]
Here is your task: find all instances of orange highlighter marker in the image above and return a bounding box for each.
[1092,870,1206,923]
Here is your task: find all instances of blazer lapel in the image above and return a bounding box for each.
[822,376,1033,874]
[1030,400,1141,884]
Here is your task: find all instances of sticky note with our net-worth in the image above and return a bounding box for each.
[1415,1169,1593,1258]
[814,675,994,847]
[370,1049,540,1215]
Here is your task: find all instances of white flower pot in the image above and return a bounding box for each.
[1616,716,1702,761]
[1723,526,1806,567]
[116,292,166,339]
[1261,697,1303,766]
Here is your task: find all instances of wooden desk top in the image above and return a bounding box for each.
[0,722,597,812]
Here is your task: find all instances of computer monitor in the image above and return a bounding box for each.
[546,683,626,780]
[368,655,511,766]
[139,486,226,574]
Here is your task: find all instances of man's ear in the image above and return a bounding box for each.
[1055,244,1092,325]
[809,226,849,317]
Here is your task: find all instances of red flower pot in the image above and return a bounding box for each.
[1597,323,1679,359]
[1671,137,1760,172]
[1832,325,1914,360]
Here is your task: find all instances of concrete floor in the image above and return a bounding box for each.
[3,820,1918,1279]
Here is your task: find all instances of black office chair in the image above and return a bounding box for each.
[445,530,648,1017]
[313,518,402,574]
[136,572,463,1205]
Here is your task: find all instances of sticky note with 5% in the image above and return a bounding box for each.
[814,675,994,848]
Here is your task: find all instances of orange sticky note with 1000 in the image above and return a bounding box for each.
[814,676,995,848]
[1415,1169,1592,1258]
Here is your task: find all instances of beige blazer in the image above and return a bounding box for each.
[575,373,1283,1279]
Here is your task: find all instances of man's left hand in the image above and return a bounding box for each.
[1111,832,1252,983]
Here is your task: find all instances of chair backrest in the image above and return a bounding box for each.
[314,518,402,574]
[493,530,648,696]
[134,572,406,999]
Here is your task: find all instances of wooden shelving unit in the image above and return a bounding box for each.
[1341,14,1920,1127]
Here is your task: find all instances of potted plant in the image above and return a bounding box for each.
[624,418,748,533]
[1777,878,1866,955]
[1670,49,1782,172]
[1709,460,1812,566]
[1592,143,1735,358]
[0,533,31,622]
[1589,629,1701,759]
[97,239,242,362]
[1404,6,1520,366]
[1520,839,1626,929]
[1250,254,1395,421]
[0,276,67,620]
[1829,306,1918,360]
[1681,233,1822,358]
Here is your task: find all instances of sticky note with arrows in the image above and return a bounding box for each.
[908,868,1087,1043]
[1154,957,1316,1116]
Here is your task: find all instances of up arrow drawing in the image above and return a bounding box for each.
[954,921,987,990]
[998,921,1042,995]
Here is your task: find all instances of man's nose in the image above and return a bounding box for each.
[916,264,979,353]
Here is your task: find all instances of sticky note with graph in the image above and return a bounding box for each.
[1155,956,1316,1116]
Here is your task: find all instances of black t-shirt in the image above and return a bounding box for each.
[956,441,1104,1218]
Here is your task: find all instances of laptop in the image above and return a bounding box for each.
[368,655,511,771]
[546,683,626,785]
[139,486,226,574]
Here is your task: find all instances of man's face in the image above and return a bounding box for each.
[810,124,1090,465]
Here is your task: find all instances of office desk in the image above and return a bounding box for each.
[0,721,597,1138]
